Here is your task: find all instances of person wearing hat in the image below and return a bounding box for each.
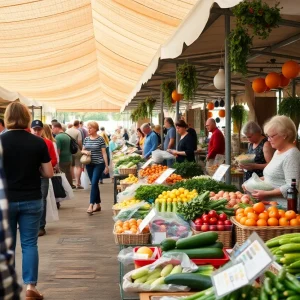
[31,120,57,237]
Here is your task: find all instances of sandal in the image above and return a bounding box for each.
[93,205,101,212]
[26,289,44,300]
[86,209,93,215]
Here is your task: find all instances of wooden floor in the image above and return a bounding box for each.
[16,180,120,300]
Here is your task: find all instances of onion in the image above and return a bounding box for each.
[228,199,236,207]
[223,192,229,197]
[218,190,224,197]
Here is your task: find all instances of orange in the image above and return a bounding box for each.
[130,228,138,234]
[253,202,265,214]
[116,220,123,226]
[236,213,245,222]
[290,218,299,226]
[279,217,289,226]
[278,210,286,218]
[267,206,278,212]
[244,207,254,215]
[136,246,153,257]
[245,219,256,226]
[236,208,245,216]
[268,217,279,226]
[269,210,280,219]
[297,215,300,222]
[259,212,269,220]
[240,217,248,225]
[247,212,259,221]
[285,210,297,220]
[257,219,267,226]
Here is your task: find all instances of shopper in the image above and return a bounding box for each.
[99,127,110,184]
[205,118,225,161]
[123,129,129,141]
[250,116,300,208]
[2,102,53,299]
[164,118,176,151]
[109,135,118,153]
[79,121,88,140]
[241,121,274,181]
[136,128,145,150]
[42,124,59,166]
[0,118,7,135]
[52,122,74,188]
[66,120,83,189]
[167,120,195,163]
[187,124,198,151]
[141,123,158,159]
[82,121,109,214]
[153,125,162,146]
[31,120,57,237]
[129,129,137,144]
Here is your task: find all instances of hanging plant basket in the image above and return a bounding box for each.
[145,96,156,119]
[176,62,198,101]
[231,105,247,153]
[161,80,176,109]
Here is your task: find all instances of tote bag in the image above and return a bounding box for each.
[46,181,59,222]
[51,174,67,198]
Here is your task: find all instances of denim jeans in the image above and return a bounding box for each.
[86,163,105,204]
[40,178,49,230]
[9,199,43,285]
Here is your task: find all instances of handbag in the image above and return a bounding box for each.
[51,174,67,198]
[80,153,91,165]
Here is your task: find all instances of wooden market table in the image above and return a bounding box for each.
[114,173,129,204]
[139,292,194,300]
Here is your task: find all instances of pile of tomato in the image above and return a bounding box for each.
[193,210,232,231]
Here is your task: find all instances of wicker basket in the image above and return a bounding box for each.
[113,231,150,245]
[112,209,120,216]
[192,228,233,248]
[120,182,133,191]
[119,168,137,175]
[231,217,300,245]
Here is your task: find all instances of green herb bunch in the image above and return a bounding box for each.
[173,161,204,178]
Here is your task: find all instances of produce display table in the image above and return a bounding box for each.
[139,292,194,300]
[114,174,129,204]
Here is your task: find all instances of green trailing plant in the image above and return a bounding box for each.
[278,96,300,146]
[130,101,148,122]
[161,80,176,109]
[176,62,198,101]
[229,0,282,75]
[145,96,156,120]
[130,110,139,122]
[231,105,247,152]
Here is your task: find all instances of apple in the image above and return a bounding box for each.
[217,220,224,225]
[209,225,217,231]
[208,210,218,219]
[224,220,232,225]
[194,218,203,226]
[201,224,209,232]
[209,217,218,225]
[219,213,228,222]
[202,214,210,223]
[217,225,225,231]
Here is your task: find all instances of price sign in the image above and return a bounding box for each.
[138,209,156,233]
[152,232,167,244]
[212,263,248,298]
[154,168,175,184]
[212,164,230,181]
[141,158,153,169]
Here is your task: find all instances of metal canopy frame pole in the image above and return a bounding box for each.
[225,15,232,184]
[160,88,164,141]
[278,88,282,113]
[175,64,180,150]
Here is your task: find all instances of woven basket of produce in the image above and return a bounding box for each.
[112,209,120,216]
[113,232,150,245]
[191,228,232,248]
[231,217,300,244]
[119,168,137,175]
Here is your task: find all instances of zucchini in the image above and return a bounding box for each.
[287,296,300,300]
[165,248,224,259]
[164,273,212,290]
[289,260,300,269]
[264,277,273,295]
[176,232,218,249]
[290,237,300,243]
[280,243,300,253]
[282,290,296,297]
[160,238,176,251]
[279,238,292,245]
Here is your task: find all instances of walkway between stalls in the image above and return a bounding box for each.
[16,181,120,300]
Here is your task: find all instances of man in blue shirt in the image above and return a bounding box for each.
[141,123,158,159]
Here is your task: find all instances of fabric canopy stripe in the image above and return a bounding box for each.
[0,0,198,111]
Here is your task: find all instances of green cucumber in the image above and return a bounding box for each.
[266,234,300,246]
[282,290,296,297]
[161,264,173,277]
[290,237,300,243]
[266,240,280,248]
[160,238,176,251]
[172,201,177,213]
[164,273,212,290]
[151,276,165,287]
[280,244,300,253]
[155,200,160,211]
[134,275,148,283]
[279,238,292,245]
[170,265,182,275]
[176,232,218,249]
[289,260,300,269]
[264,277,273,295]
[287,296,300,300]
[265,271,285,291]
[165,248,224,259]
[179,288,213,300]
[284,279,300,293]
[286,272,300,291]
[166,203,172,212]
[160,201,167,213]
[278,268,286,281]
[260,287,269,300]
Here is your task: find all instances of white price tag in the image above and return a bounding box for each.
[153,232,167,244]
[212,263,248,297]
[141,159,153,169]
[138,209,156,233]
[155,168,175,184]
[212,164,230,181]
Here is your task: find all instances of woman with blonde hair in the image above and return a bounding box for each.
[82,121,109,214]
[249,115,300,208]
[1,102,53,299]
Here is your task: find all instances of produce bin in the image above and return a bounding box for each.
[119,168,137,175]
[133,247,161,269]
[190,249,230,267]
[231,217,300,244]
[114,231,150,245]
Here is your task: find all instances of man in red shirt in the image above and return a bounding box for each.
[206,118,225,161]
[31,120,57,237]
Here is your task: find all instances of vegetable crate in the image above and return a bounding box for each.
[113,231,150,245]
[231,217,300,244]
[119,168,137,175]
[133,247,161,269]
[191,228,233,248]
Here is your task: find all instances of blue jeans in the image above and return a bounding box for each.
[86,163,105,204]
[9,199,43,285]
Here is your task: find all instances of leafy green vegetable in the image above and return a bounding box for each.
[173,161,203,178]
[115,156,144,167]
[172,178,237,194]
[135,185,170,203]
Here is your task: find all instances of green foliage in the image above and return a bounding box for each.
[145,97,156,120]
[229,0,282,75]
[130,101,148,122]
[278,96,300,131]
[135,185,170,202]
[231,105,247,131]
[173,161,204,178]
[176,62,198,101]
[161,80,176,109]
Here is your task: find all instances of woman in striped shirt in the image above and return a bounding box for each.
[82,121,109,214]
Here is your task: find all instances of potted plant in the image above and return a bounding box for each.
[161,80,176,109]
[176,62,198,101]
[231,104,247,152]
[145,97,156,121]
[278,96,300,146]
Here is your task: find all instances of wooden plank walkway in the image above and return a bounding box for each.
[15,181,120,300]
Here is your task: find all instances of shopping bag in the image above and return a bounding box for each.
[56,172,74,202]
[51,174,66,198]
[46,181,59,222]
[81,168,91,190]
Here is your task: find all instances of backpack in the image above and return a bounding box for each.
[63,133,79,154]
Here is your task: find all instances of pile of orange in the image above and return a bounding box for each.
[139,164,167,178]
[114,219,150,234]
[235,203,300,227]
[165,174,183,184]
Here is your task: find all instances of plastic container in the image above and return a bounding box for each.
[133,247,161,268]
[190,248,230,267]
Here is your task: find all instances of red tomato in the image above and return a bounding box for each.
[217,225,225,231]
[224,220,232,225]
[202,214,210,223]
[194,218,203,226]
[218,213,228,221]
[208,210,218,219]
[201,225,209,232]
[217,220,224,225]
[209,217,218,225]
[209,225,217,231]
